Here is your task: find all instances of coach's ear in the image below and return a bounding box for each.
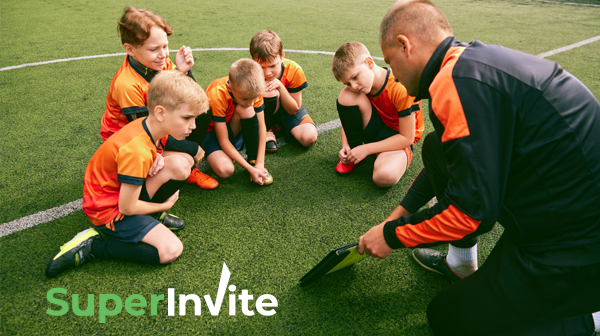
[154,105,166,122]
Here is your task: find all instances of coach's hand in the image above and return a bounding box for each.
[358,222,394,259]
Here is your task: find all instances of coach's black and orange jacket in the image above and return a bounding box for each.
[383,36,600,267]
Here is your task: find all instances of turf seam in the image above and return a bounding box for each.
[527,0,600,7]
[0,37,596,237]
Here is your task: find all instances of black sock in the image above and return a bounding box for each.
[92,239,161,264]
[337,101,363,148]
[151,179,187,204]
[263,96,278,131]
[241,114,260,161]
[186,110,212,146]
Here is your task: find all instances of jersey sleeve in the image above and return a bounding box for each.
[286,61,308,93]
[207,87,228,123]
[116,142,154,185]
[254,95,265,113]
[389,82,420,118]
[113,79,148,116]
[383,75,515,249]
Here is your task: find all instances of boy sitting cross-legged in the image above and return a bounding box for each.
[45,71,209,277]
[202,59,273,186]
[250,30,318,152]
[332,42,424,187]
[101,6,218,190]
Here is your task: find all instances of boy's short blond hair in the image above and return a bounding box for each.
[229,59,265,98]
[332,42,372,80]
[249,30,284,62]
[147,70,209,114]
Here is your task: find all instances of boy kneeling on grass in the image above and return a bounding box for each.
[46,70,209,277]
[332,42,424,187]
[202,59,273,186]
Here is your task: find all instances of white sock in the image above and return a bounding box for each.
[593,311,600,332]
[446,244,478,278]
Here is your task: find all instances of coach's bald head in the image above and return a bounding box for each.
[380,0,452,96]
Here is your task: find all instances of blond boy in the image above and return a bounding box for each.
[202,59,273,185]
[250,30,318,152]
[332,42,424,187]
[46,71,209,277]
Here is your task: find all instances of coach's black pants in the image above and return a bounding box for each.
[400,132,599,335]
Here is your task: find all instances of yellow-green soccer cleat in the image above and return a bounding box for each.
[158,212,185,231]
[45,228,99,278]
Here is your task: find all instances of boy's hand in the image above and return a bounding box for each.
[176,46,194,74]
[194,145,205,165]
[358,222,394,259]
[339,146,351,163]
[148,154,164,177]
[347,145,369,164]
[265,79,282,92]
[164,190,180,209]
[248,165,267,185]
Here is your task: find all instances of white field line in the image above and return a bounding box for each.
[528,0,600,7]
[0,49,383,72]
[0,37,598,237]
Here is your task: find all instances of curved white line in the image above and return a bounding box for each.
[0,48,383,72]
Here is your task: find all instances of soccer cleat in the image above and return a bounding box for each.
[266,131,278,153]
[412,248,463,283]
[187,167,219,189]
[335,160,357,175]
[158,212,185,231]
[45,228,99,278]
[248,160,273,185]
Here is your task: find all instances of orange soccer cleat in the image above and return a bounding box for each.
[187,167,219,190]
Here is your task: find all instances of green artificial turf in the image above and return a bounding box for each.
[1,0,599,334]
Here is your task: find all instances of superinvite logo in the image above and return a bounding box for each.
[46,263,278,323]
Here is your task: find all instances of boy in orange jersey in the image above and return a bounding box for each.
[101,6,218,190]
[45,71,209,277]
[331,42,424,187]
[249,30,317,152]
[202,59,273,186]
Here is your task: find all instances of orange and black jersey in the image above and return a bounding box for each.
[205,76,265,131]
[83,118,167,228]
[278,58,307,93]
[383,36,600,267]
[368,68,423,145]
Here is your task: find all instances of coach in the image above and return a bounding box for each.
[358,0,600,335]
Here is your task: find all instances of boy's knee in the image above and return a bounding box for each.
[170,155,193,180]
[263,89,280,99]
[299,129,317,147]
[235,105,256,119]
[211,162,234,178]
[373,171,400,188]
[337,87,362,106]
[159,240,183,264]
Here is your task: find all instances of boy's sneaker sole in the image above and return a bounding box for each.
[158,212,185,231]
[412,248,463,283]
[45,228,99,278]
[266,140,278,152]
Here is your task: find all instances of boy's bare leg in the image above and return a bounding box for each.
[140,224,183,264]
[206,151,235,178]
[290,123,318,147]
[373,149,408,188]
